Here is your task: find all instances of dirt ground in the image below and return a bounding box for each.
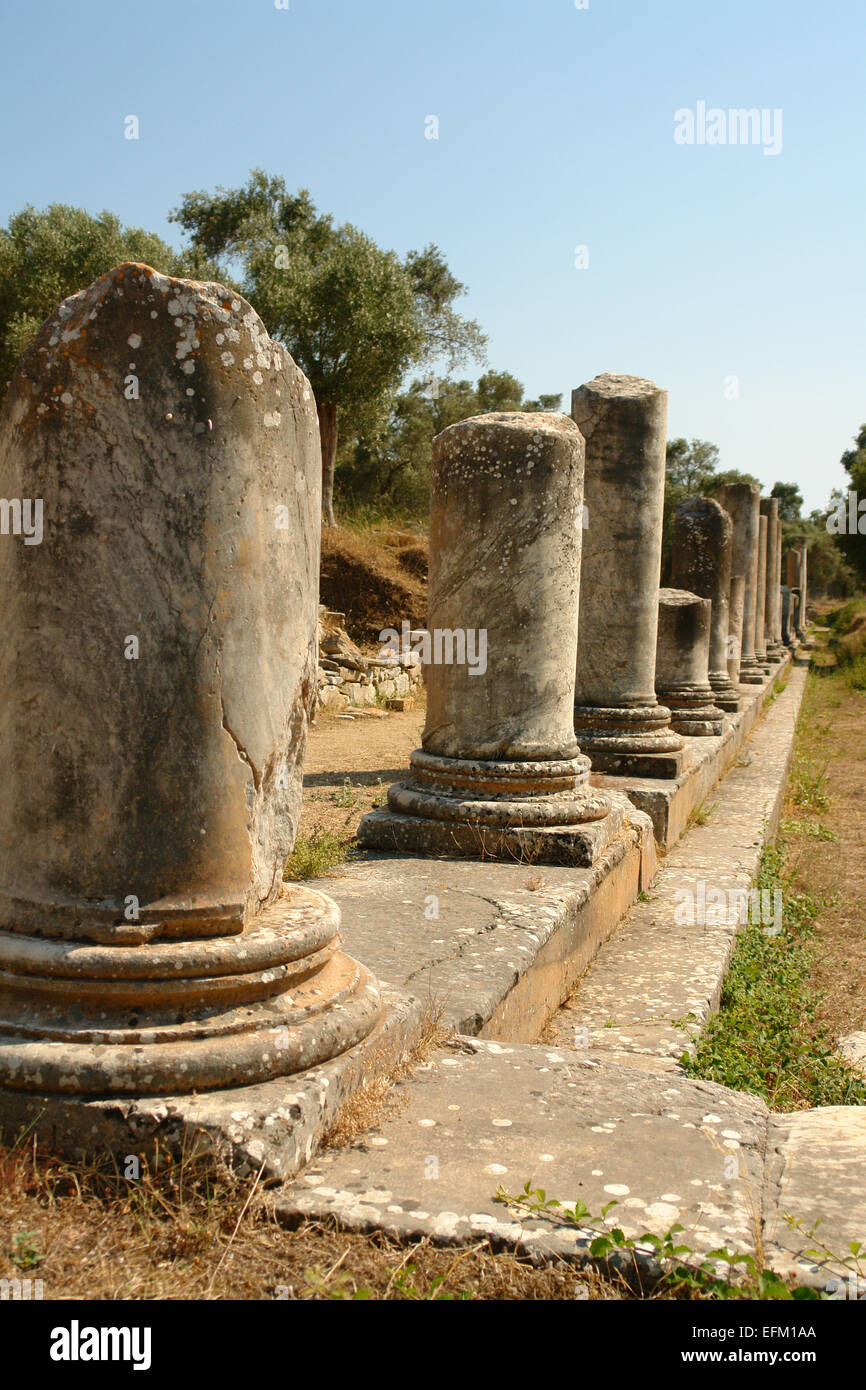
[299,699,426,842]
[783,655,866,1037]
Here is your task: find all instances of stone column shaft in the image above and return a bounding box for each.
[718,483,763,684]
[655,589,724,736]
[359,412,618,867]
[671,495,739,712]
[727,575,746,686]
[571,374,683,778]
[761,498,783,659]
[754,514,771,669]
[0,264,381,1095]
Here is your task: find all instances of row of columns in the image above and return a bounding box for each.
[0,265,807,1104]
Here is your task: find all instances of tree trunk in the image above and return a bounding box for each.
[318,401,338,527]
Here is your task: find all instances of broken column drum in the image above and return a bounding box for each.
[358,412,615,866]
[655,590,725,736]
[0,263,381,1095]
[718,482,763,684]
[671,496,739,712]
[761,497,784,660]
[571,374,683,777]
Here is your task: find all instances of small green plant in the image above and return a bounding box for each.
[494,1184,820,1300]
[331,776,360,808]
[791,759,830,812]
[781,817,838,842]
[371,777,388,808]
[690,799,715,827]
[10,1230,42,1270]
[284,828,353,880]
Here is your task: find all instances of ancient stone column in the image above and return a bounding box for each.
[790,587,803,642]
[358,412,618,866]
[799,540,809,635]
[761,498,784,660]
[786,544,807,639]
[780,586,794,646]
[655,590,725,736]
[774,521,785,646]
[754,514,771,671]
[570,374,683,777]
[0,264,381,1095]
[727,575,746,685]
[671,496,739,712]
[718,482,763,684]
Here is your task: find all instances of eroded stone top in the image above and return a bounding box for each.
[659,587,706,608]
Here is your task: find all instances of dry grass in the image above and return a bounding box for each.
[321,1003,451,1150]
[0,1132,637,1300]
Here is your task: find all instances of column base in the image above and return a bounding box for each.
[658,683,725,737]
[356,797,630,868]
[739,663,765,685]
[709,671,741,713]
[0,886,383,1095]
[573,703,684,778]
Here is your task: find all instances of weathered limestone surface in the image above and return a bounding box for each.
[798,542,809,636]
[780,585,794,647]
[726,574,746,687]
[754,513,771,669]
[671,496,739,712]
[773,517,784,646]
[359,412,621,866]
[655,589,724,736]
[761,497,783,659]
[0,263,381,1095]
[571,374,683,777]
[718,482,763,684]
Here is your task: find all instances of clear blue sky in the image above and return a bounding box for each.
[1,0,862,512]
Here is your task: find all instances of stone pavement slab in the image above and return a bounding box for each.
[277,1036,768,1268]
[546,666,807,1066]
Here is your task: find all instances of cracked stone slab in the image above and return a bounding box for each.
[308,796,653,1039]
[763,1107,866,1287]
[276,1036,768,1268]
[546,666,807,1065]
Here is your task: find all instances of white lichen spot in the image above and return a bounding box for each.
[60,392,73,405]
[128,334,141,349]
[220,352,235,367]
[253,371,263,385]
[263,411,281,428]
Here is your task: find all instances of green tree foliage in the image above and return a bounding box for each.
[170,170,486,524]
[0,204,216,399]
[831,424,866,583]
[661,438,760,582]
[770,480,805,521]
[337,371,563,517]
